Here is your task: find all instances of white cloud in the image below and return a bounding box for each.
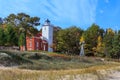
[0,0,98,28]
[42,0,98,27]
[79,0,98,24]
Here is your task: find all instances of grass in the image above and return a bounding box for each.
[0,50,119,70]
[0,63,120,80]
[0,50,120,80]
[18,54,108,70]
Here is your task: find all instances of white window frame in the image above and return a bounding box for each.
[36,42,39,48]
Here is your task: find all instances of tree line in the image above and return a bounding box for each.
[0,13,120,59]
[54,24,120,59]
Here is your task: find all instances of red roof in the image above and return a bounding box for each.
[42,40,47,43]
[36,33,42,37]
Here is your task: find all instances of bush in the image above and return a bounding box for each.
[25,53,52,60]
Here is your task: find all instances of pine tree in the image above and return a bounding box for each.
[111,32,120,59]
[103,28,115,58]
[5,25,18,46]
[4,13,40,50]
[0,27,5,45]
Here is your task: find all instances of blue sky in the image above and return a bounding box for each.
[0,0,120,30]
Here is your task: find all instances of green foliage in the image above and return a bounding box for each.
[111,32,120,58]
[0,13,120,59]
[53,26,62,51]
[4,13,40,49]
[5,24,18,46]
[82,24,104,56]
[0,51,32,66]
[103,28,115,58]
[0,27,5,45]
[25,53,52,60]
[56,26,83,54]
[95,36,105,57]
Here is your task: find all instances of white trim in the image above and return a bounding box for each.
[44,45,46,51]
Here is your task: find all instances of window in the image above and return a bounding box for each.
[44,45,46,51]
[36,42,39,47]
[29,41,32,47]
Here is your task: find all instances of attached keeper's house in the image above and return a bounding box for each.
[20,19,53,52]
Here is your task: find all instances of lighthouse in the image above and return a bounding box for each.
[42,19,53,52]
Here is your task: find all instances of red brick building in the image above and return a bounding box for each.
[20,19,53,52]
[21,33,48,51]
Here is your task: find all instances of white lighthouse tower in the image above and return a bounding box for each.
[42,19,53,52]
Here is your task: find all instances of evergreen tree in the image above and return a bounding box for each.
[0,27,5,45]
[5,24,18,46]
[4,13,40,50]
[103,28,115,58]
[111,32,120,59]
[82,24,104,56]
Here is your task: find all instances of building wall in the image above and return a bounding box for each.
[48,25,53,52]
[42,41,48,51]
[26,37,35,50]
[26,36,48,51]
[20,19,53,52]
[34,37,41,50]
[42,24,53,52]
